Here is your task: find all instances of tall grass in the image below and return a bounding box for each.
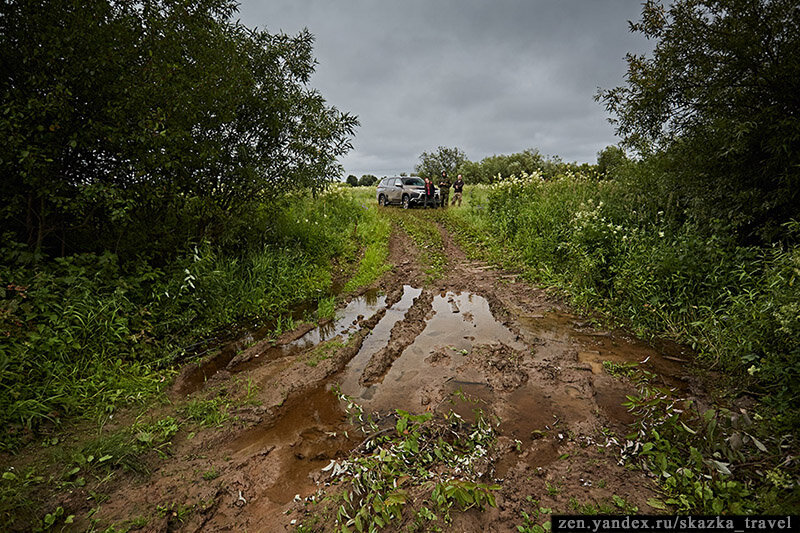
[342,205,393,292]
[440,171,799,512]
[443,172,799,422]
[0,187,374,448]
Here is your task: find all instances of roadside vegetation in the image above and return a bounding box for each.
[2,0,799,529]
[341,188,394,293]
[437,165,798,515]
[0,0,363,449]
[296,393,500,532]
[430,0,800,515]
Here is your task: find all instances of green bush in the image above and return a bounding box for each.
[443,169,799,513]
[0,190,370,448]
[450,170,799,422]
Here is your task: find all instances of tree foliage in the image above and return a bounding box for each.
[596,145,629,179]
[598,0,800,241]
[454,148,596,184]
[358,174,378,186]
[414,146,468,179]
[0,0,358,258]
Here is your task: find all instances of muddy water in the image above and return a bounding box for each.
[339,290,527,413]
[520,311,691,388]
[231,289,388,377]
[176,302,314,396]
[179,290,386,395]
[337,285,422,396]
[228,383,356,504]
[217,288,694,512]
[282,289,386,354]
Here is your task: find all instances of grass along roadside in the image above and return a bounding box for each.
[0,375,260,531]
[0,187,378,448]
[0,185,397,530]
[342,192,393,293]
[434,195,528,275]
[435,176,800,514]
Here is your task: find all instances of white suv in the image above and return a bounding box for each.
[376,176,439,209]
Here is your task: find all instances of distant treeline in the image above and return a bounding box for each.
[414,146,599,184]
[346,147,602,188]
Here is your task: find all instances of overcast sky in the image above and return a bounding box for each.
[237,0,653,177]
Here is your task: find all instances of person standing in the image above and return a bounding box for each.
[451,174,464,206]
[423,176,435,209]
[438,171,451,208]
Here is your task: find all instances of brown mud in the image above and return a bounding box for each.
[60,212,705,532]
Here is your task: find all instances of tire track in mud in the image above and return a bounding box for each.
[358,289,433,386]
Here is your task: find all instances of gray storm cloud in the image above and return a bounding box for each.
[237,0,652,176]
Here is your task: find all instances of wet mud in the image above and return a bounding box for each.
[80,214,707,532]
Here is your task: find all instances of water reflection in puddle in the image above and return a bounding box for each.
[339,290,526,414]
[218,285,696,509]
[227,383,357,504]
[228,289,387,375]
[180,289,386,393]
[520,310,690,387]
[290,289,386,351]
[338,285,422,397]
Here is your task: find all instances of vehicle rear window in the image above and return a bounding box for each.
[402,178,424,186]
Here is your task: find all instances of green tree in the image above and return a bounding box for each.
[460,149,546,183]
[346,174,359,186]
[0,0,358,257]
[358,174,378,186]
[415,146,468,179]
[596,145,628,179]
[597,0,800,241]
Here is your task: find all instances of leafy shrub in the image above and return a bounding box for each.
[0,190,370,449]
[441,168,799,513]
[302,395,499,532]
[471,171,799,412]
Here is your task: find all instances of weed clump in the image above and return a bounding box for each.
[0,188,382,449]
[295,394,500,531]
[439,173,799,513]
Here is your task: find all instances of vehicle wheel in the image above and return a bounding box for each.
[378,194,386,207]
[402,195,410,209]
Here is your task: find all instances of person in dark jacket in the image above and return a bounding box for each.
[423,176,435,209]
[451,174,464,206]
[438,171,451,208]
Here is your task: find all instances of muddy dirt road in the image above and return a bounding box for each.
[83,211,701,532]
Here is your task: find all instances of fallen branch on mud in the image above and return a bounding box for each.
[295,394,501,532]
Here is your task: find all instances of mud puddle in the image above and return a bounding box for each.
[175,301,314,396]
[442,378,591,433]
[337,285,422,397]
[177,290,386,395]
[340,290,527,413]
[220,289,693,516]
[215,288,527,514]
[227,383,356,506]
[229,289,386,375]
[520,310,692,387]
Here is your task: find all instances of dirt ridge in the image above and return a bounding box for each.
[359,289,434,386]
